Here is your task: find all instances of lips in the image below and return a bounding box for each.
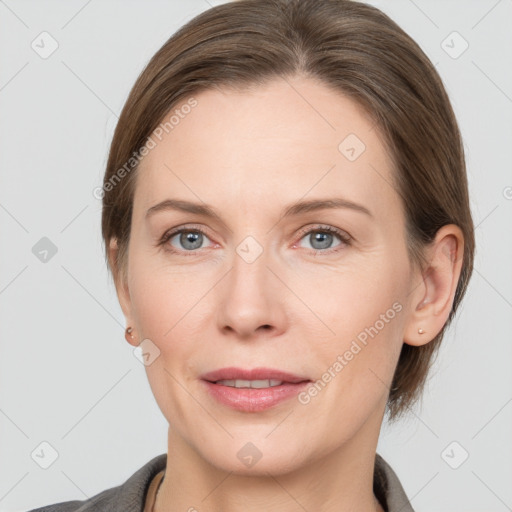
[200,367,312,412]
[200,367,310,384]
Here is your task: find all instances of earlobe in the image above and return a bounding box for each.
[124,326,138,347]
[404,225,464,347]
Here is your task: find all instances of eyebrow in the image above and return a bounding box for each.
[145,197,373,221]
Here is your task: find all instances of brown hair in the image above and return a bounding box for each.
[101,0,475,422]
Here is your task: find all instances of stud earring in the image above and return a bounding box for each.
[418,328,426,334]
[125,326,135,343]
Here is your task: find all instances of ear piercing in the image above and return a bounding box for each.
[125,326,135,342]
[418,328,425,334]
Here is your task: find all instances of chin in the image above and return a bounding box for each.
[194,434,312,476]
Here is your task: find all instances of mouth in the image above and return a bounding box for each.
[200,367,312,412]
[211,378,288,389]
[201,366,310,385]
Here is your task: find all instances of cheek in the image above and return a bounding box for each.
[129,254,205,339]
[129,264,204,421]
[128,260,210,385]
[304,256,408,388]
[311,262,404,336]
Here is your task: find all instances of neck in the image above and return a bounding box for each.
[154,407,387,512]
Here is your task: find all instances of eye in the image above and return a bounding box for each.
[295,225,351,254]
[159,225,213,255]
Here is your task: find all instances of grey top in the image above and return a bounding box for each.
[27,452,414,512]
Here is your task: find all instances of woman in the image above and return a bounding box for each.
[30,0,474,510]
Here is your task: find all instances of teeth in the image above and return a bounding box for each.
[216,379,283,388]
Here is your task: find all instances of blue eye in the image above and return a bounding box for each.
[296,225,351,254]
[162,228,212,253]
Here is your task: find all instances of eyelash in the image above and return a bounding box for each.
[158,224,352,257]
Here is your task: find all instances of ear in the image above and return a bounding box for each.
[108,238,138,347]
[404,224,464,346]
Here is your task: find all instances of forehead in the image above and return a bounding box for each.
[133,76,398,220]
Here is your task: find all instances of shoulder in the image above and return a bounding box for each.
[27,453,167,512]
[374,453,414,512]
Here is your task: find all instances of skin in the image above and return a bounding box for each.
[109,75,464,512]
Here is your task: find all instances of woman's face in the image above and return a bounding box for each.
[115,76,422,474]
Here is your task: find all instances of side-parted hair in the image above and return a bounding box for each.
[101,0,475,422]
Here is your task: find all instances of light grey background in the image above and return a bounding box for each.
[0,1,511,511]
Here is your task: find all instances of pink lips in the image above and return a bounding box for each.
[200,367,311,412]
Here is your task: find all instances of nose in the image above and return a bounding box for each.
[215,241,288,340]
